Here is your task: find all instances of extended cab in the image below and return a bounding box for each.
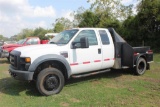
[9,28,153,96]
[0,37,48,60]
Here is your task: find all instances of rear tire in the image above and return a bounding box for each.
[134,58,147,75]
[36,68,64,96]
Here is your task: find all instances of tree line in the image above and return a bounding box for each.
[54,0,160,52]
[1,0,159,52]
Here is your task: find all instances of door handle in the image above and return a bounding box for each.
[98,48,101,54]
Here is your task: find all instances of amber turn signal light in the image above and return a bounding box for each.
[25,57,31,63]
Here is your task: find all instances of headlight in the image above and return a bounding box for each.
[25,57,31,63]
[19,57,31,71]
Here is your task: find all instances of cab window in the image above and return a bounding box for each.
[73,30,98,46]
[99,30,110,45]
[26,38,38,45]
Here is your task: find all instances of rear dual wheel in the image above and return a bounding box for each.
[36,68,64,96]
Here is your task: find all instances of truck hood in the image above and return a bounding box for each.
[14,44,68,63]
[2,44,22,49]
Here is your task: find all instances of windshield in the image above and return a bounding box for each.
[49,29,79,44]
[17,39,26,44]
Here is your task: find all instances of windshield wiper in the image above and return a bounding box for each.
[49,42,56,44]
[56,42,67,44]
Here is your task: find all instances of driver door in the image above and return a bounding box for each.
[69,29,102,74]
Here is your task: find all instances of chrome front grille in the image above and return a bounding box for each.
[10,54,19,69]
[10,50,21,69]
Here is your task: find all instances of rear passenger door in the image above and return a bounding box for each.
[98,29,115,69]
[70,30,102,74]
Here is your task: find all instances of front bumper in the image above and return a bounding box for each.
[9,65,34,81]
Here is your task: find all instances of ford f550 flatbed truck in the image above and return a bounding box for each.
[9,28,153,96]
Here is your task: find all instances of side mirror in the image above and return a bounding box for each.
[72,37,89,49]
[80,37,89,48]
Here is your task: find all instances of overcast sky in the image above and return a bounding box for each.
[0,0,138,37]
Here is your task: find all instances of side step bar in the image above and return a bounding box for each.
[71,69,111,78]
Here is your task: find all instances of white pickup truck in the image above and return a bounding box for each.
[9,28,153,96]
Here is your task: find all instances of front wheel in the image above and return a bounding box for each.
[134,58,147,75]
[36,68,64,96]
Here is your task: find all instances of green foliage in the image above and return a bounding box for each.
[53,17,73,33]
[78,11,99,27]
[0,35,9,41]
[33,27,48,40]
[77,10,121,30]
[16,27,51,40]
[75,0,131,32]
[0,35,3,39]
[120,0,160,52]
[136,0,160,33]
[88,0,133,20]
[53,22,64,33]
[17,28,34,40]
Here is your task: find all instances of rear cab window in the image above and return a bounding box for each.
[99,30,110,45]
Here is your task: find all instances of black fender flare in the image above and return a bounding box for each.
[28,54,72,78]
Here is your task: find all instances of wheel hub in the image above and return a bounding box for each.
[138,62,145,72]
[44,75,59,91]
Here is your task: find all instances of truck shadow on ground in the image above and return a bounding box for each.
[0,77,40,96]
[0,69,134,97]
[65,69,135,86]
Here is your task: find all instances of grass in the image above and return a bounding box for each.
[0,54,160,107]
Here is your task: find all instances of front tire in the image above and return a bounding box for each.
[134,58,147,75]
[36,68,64,96]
